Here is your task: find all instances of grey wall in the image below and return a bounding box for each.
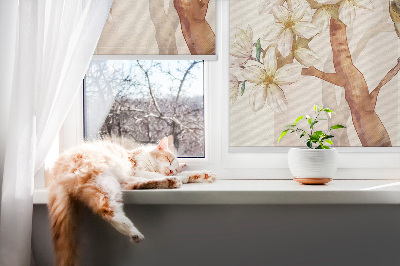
[32,205,400,266]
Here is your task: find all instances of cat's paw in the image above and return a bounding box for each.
[130,232,145,243]
[166,177,182,189]
[177,162,187,173]
[187,171,217,183]
[203,171,216,183]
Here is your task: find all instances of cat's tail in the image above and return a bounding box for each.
[48,183,78,266]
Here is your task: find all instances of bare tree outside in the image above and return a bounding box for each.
[84,60,204,157]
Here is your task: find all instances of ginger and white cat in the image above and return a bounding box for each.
[48,137,215,266]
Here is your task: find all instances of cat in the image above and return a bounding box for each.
[48,137,216,266]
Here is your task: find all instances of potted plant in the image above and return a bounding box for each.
[278,105,346,185]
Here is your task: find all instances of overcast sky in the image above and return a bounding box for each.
[87,60,204,97]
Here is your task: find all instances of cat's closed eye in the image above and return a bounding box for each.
[156,154,173,164]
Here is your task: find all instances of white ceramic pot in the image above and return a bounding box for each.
[288,148,338,184]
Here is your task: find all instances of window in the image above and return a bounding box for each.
[84,60,205,158]
[53,0,400,183]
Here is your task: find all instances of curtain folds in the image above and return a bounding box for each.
[0,0,113,265]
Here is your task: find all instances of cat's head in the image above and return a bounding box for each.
[149,137,179,176]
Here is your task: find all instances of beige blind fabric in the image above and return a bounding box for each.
[95,0,216,58]
[230,0,400,147]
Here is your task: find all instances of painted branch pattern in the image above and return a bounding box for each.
[302,67,345,87]
[149,0,180,55]
[230,0,400,147]
[174,0,215,55]
[371,58,400,106]
[329,18,391,147]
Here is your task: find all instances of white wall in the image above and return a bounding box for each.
[32,204,400,266]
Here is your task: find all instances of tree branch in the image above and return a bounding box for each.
[370,58,400,106]
[125,108,204,131]
[329,18,391,147]
[174,60,201,114]
[137,61,162,115]
[302,66,345,87]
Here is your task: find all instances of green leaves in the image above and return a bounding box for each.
[241,81,246,96]
[294,116,304,125]
[324,108,334,118]
[307,131,334,149]
[283,116,304,132]
[316,144,330,149]
[310,120,319,128]
[310,131,323,140]
[330,124,345,129]
[322,134,334,140]
[278,129,289,142]
[307,140,312,148]
[313,105,320,112]
[256,38,261,62]
[308,116,319,129]
[278,105,346,149]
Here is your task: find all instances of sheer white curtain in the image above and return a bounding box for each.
[0,0,113,265]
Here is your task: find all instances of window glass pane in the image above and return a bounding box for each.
[84,60,204,158]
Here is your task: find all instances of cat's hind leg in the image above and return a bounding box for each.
[75,172,144,242]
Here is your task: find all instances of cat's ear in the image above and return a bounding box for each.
[167,135,178,155]
[157,137,168,151]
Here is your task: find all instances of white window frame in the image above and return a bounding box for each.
[217,0,400,179]
[60,61,211,161]
[57,0,400,181]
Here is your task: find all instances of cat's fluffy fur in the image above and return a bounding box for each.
[48,137,215,266]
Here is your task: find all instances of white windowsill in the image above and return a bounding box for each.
[33,180,400,205]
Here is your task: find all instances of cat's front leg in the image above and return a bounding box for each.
[133,170,166,179]
[177,170,216,184]
[177,163,187,173]
[122,176,182,189]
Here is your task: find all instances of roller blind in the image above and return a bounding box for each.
[95,0,216,59]
[229,0,400,148]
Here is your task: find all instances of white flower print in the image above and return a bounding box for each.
[312,5,335,32]
[293,38,320,67]
[313,0,373,27]
[242,47,302,113]
[259,0,311,15]
[338,0,373,26]
[264,4,319,57]
[259,0,285,15]
[314,0,340,4]
[230,25,254,66]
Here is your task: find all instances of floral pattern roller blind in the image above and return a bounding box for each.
[95,0,215,56]
[230,0,400,147]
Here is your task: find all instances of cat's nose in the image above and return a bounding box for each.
[169,170,174,175]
